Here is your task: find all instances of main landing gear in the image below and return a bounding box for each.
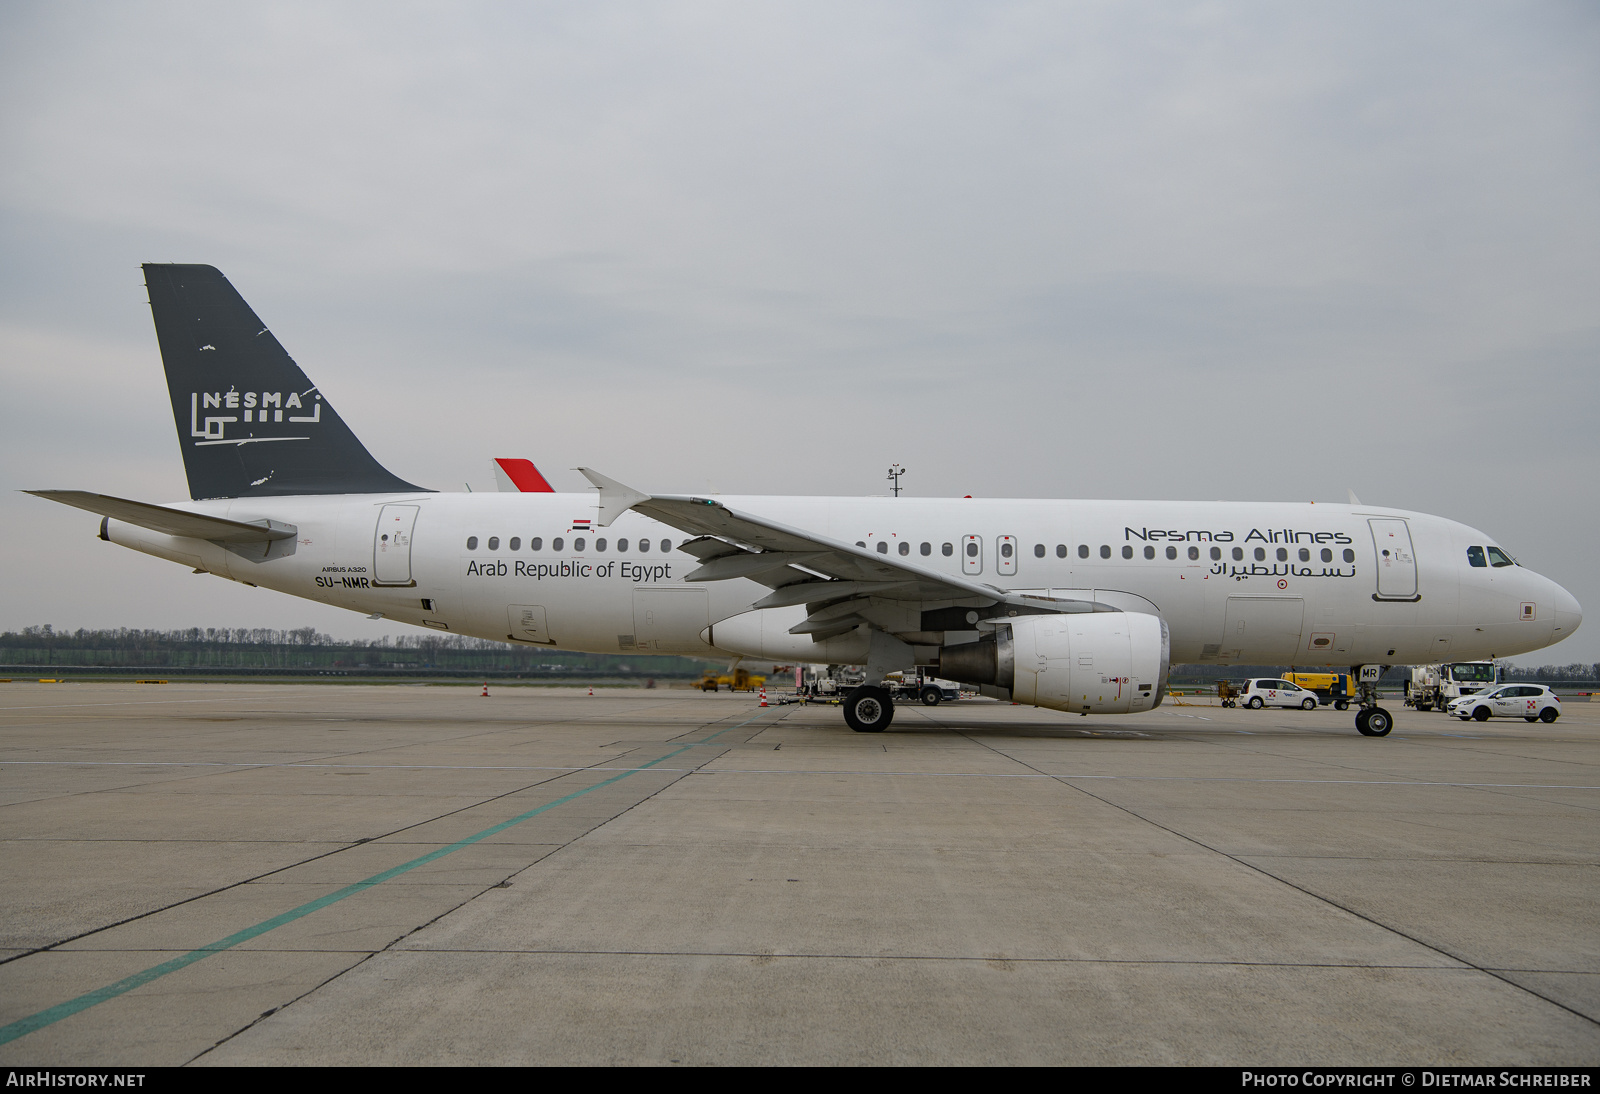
[844,685,895,733]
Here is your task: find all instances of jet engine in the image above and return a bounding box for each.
[936,612,1169,715]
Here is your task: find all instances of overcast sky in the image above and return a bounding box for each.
[2,2,1596,663]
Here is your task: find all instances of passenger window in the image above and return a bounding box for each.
[596,538,606,552]
[660,539,672,552]
[966,542,978,557]
[1232,547,1244,561]
[1321,548,1332,563]
[574,537,586,552]
[899,541,910,556]
[1122,546,1133,559]
[942,543,953,556]
[1253,547,1265,561]
[617,538,629,552]
[856,541,866,548]
[1188,546,1199,561]
[466,536,478,550]
[1166,546,1177,560]
[1486,547,1515,567]
[553,537,564,551]
[509,537,521,551]
[921,542,931,556]
[877,542,889,555]
[488,537,500,551]
[1210,546,1221,561]
[1056,544,1067,558]
[1100,545,1111,559]
[1298,548,1309,562]
[1467,546,1486,567]
[1079,545,1089,559]
[1000,542,1014,559]
[1144,546,1155,560]
[531,537,543,551]
[1034,544,1045,558]
[1342,548,1355,563]
[1276,548,1287,561]
[638,539,648,552]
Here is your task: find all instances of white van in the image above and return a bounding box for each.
[1239,678,1319,710]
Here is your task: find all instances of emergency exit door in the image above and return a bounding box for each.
[962,535,982,575]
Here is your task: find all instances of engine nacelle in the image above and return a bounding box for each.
[937,612,1169,715]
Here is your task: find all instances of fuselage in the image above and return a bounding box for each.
[103,492,1583,669]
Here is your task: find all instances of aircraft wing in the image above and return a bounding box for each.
[27,491,297,544]
[578,470,1107,637]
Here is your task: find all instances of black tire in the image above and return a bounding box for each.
[1360,707,1393,737]
[1334,700,1349,711]
[844,686,894,733]
[921,686,942,707]
[1355,708,1371,734]
[1472,706,1491,722]
[1540,707,1559,723]
[1247,696,1263,709]
[1302,698,1317,711]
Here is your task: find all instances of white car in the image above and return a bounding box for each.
[1239,679,1320,711]
[1448,685,1562,723]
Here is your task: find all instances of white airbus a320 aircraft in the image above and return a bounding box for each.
[31,265,1583,737]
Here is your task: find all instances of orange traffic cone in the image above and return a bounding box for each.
[588,686,594,697]
[481,682,489,697]
[759,687,768,707]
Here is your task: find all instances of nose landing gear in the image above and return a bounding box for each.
[1352,665,1392,737]
[1356,706,1392,736]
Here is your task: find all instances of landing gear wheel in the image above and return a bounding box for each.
[1247,696,1264,709]
[844,686,894,733]
[921,686,942,707]
[1540,707,1559,723]
[1302,698,1317,711]
[1334,700,1349,711]
[1358,707,1393,737]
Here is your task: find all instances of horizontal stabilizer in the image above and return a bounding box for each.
[27,491,297,544]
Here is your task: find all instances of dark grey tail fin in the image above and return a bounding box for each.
[143,263,427,499]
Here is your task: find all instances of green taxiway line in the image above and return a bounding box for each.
[0,713,768,1046]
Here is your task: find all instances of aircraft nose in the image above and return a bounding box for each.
[1551,581,1583,642]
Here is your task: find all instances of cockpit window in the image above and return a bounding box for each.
[1486,546,1516,568]
[1467,546,1486,568]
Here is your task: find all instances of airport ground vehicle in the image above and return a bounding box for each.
[1239,678,1322,713]
[887,671,962,705]
[698,668,766,692]
[29,265,1583,739]
[1405,661,1499,711]
[1217,679,1239,708]
[1447,685,1561,723]
[1284,671,1356,710]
